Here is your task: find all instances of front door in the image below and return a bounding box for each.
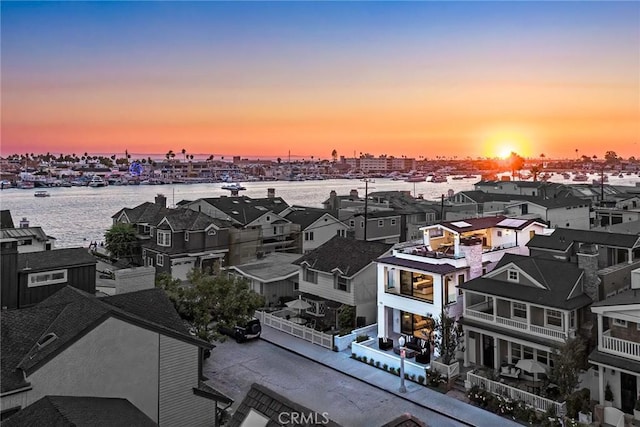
[621,372,636,413]
[483,335,494,369]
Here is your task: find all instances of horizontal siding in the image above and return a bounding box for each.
[159,336,213,427]
[299,272,356,306]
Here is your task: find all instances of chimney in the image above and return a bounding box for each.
[267,188,275,199]
[155,194,166,208]
[1,239,19,309]
[460,236,483,280]
[329,190,338,210]
[19,217,29,228]
[577,243,601,302]
[350,189,359,199]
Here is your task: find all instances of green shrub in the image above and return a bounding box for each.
[355,334,369,343]
[383,364,388,371]
[375,361,381,368]
[418,375,425,384]
[410,374,416,381]
[350,353,356,359]
[362,356,368,364]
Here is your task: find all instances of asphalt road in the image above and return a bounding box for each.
[204,338,467,427]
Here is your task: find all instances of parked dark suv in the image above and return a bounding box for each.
[219,318,261,343]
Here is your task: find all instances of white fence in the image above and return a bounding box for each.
[351,339,428,380]
[431,359,460,379]
[333,324,378,352]
[466,371,566,415]
[255,311,334,349]
[602,330,640,361]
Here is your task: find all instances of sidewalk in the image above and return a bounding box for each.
[260,326,520,427]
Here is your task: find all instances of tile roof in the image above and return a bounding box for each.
[293,236,392,277]
[18,248,96,272]
[1,286,208,394]
[1,396,157,427]
[459,254,592,310]
[526,228,640,250]
[227,383,341,427]
[376,256,458,275]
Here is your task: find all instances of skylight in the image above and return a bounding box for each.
[497,218,527,227]
[450,221,472,228]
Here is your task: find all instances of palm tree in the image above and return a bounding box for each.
[331,149,338,163]
[181,148,186,162]
[530,164,542,182]
[575,148,579,159]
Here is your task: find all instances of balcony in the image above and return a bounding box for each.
[464,307,570,342]
[601,330,640,361]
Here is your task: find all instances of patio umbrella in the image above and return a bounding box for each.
[286,296,311,317]
[516,359,547,383]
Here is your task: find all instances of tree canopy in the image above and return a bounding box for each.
[104,223,138,261]
[156,269,264,341]
[548,336,587,399]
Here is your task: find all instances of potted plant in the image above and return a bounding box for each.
[634,395,640,420]
[577,394,592,424]
[604,382,613,407]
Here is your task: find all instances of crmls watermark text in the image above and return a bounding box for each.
[277,411,330,425]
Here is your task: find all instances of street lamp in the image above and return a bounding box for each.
[398,335,407,393]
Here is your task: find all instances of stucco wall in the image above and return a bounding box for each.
[27,317,160,421]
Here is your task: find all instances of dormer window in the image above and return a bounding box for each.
[157,230,171,247]
[507,269,519,282]
[335,275,350,292]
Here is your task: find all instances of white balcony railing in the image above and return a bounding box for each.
[602,330,640,361]
[464,309,567,341]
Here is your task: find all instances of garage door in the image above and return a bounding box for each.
[171,259,194,280]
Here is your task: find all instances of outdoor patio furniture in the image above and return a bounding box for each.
[378,337,393,350]
[602,407,625,427]
[499,364,521,379]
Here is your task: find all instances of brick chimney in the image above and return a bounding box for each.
[577,243,600,302]
[267,188,275,199]
[460,236,484,280]
[350,189,359,199]
[19,217,29,228]
[155,194,166,208]
[1,239,19,309]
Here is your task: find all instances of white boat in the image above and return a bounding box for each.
[88,176,106,187]
[34,190,50,197]
[430,175,448,183]
[405,174,427,182]
[221,183,246,191]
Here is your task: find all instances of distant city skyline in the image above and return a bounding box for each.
[2,2,638,159]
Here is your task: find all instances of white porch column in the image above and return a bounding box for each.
[629,248,633,264]
[454,233,461,257]
[598,314,603,350]
[494,339,500,370]
[423,229,431,248]
[564,311,569,337]
[378,304,387,338]
[464,332,470,367]
[492,297,497,317]
[598,365,605,405]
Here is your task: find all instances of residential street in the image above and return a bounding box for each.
[204,338,468,427]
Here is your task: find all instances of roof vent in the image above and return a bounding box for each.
[36,332,58,350]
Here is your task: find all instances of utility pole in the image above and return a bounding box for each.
[361,178,375,241]
[440,194,445,221]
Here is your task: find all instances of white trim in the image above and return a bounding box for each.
[507,269,519,282]
[156,254,164,267]
[28,269,67,287]
[157,230,171,247]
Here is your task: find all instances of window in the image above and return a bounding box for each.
[378,219,384,227]
[304,231,314,241]
[457,274,465,295]
[336,276,350,292]
[349,220,355,227]
[360,221,364,228]
[157,230,171,247]
[512,302,527,319]
[336,229,345,237]
[28,269,67,287]
[570,310,576,329]
[497,230,503,237]
[445,276,456,304]
[391,219,397,226]
[386,268,395,289]
[523,346,534,361]
[304,269,318,284]
[613,318,628,327]
[156,254,164,267]
[184,231,189,241]
[537,351,548,366]
[546,309,563,328]
[507,270,519,282]
[18,239,33,246]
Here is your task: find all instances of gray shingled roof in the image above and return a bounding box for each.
[589,349,640,374]
[1,396,157,427]
[113,202,233,230]
[18,248,96,272]
[284,207,340,231]
[527,228,640,250]
[459,254,592,310]
[227,383,341,427]
[294,236,392,277]
[1,286,209,394]
[230,253,301,282]
[459,190,589,209]
[197,196,290,225]
[591,288,640,307]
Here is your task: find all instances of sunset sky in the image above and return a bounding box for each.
[2,2,638,160]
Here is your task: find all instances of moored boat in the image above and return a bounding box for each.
[34,190,50,197]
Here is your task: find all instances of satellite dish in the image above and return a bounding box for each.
[129,161,143,176]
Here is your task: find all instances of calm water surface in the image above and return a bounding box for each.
[2,175,638,248]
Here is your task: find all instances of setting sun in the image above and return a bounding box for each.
[480,127,534,159]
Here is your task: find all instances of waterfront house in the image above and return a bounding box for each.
[588,268,640,414]
[294,236,392,328]
[281,206,348,254]
[226,252,300,307]
[0,286,230,425]
[0,239,96,310]
[112,195,237,279]
[0,212,55,253]
[458,253,593,372]
[375,216,548,344]
[179,191,300,256]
